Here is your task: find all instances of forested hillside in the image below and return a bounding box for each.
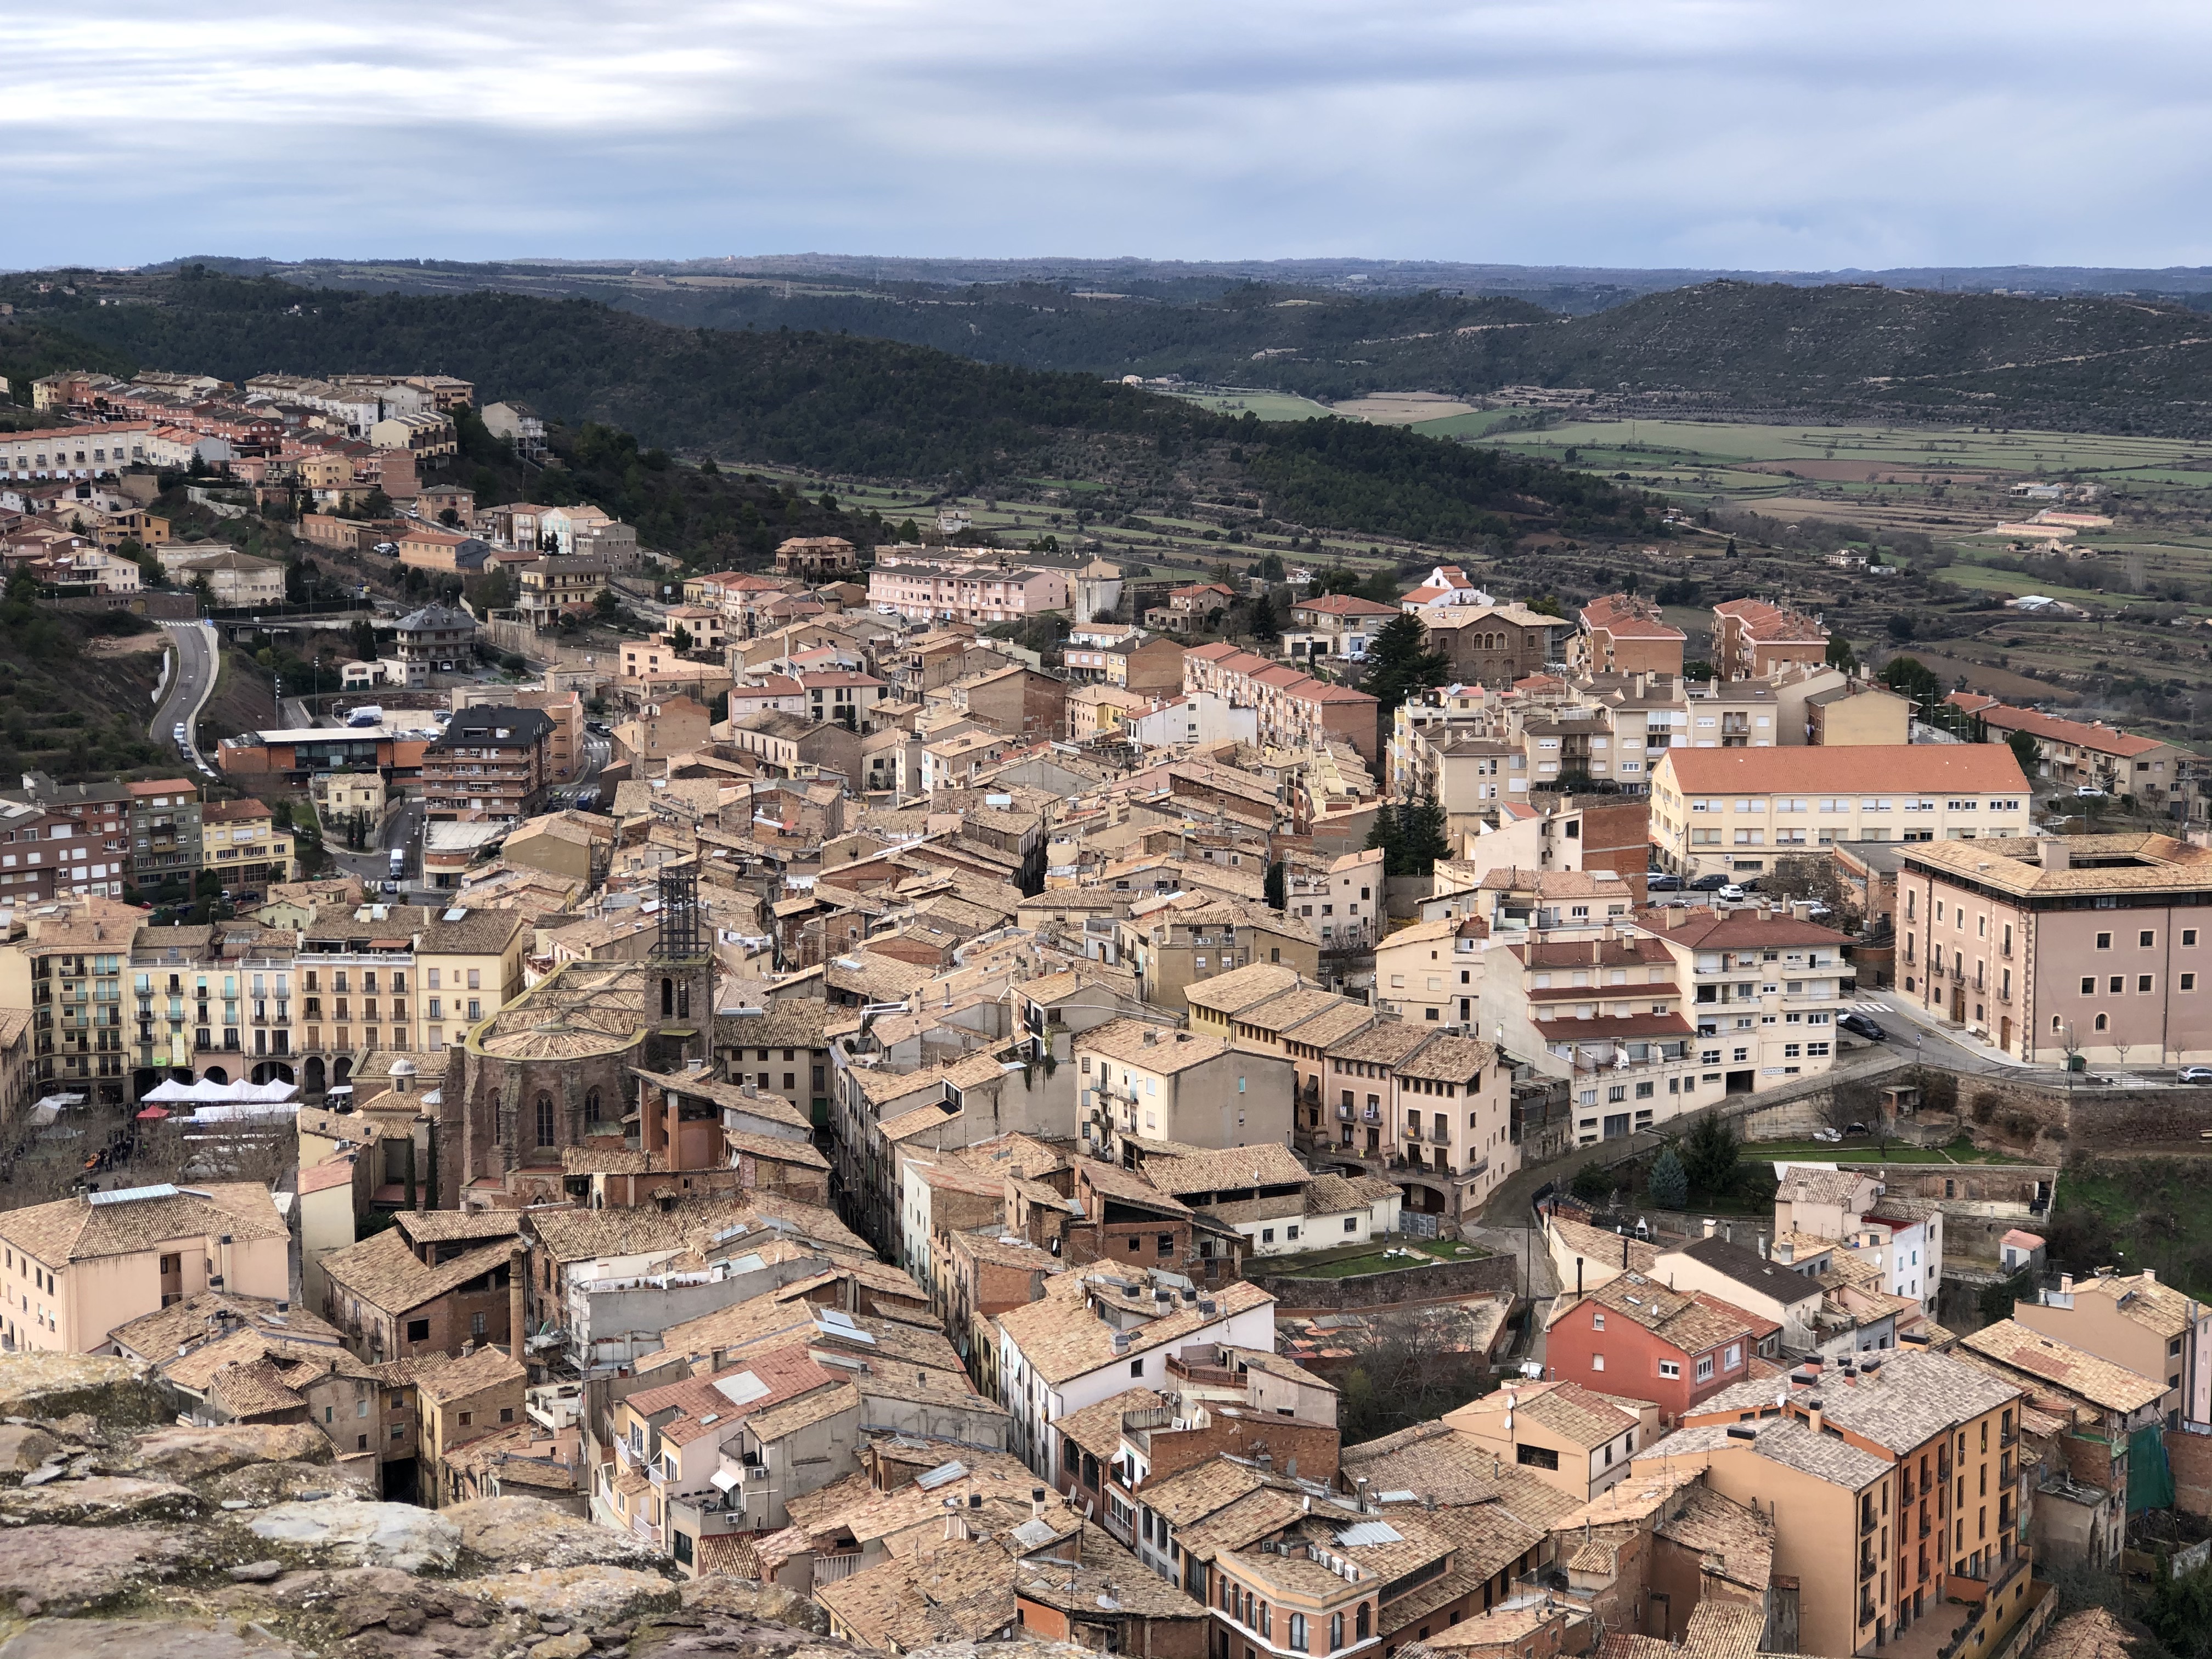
[113,263,2212,434]
[0,272,1637,549]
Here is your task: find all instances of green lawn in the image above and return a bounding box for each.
[1267,1237,1488,1279]
[1744,1136,2028,1165]
[2050,1160,2212,1301]
[1164,388,1338,422]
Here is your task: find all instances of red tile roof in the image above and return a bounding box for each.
[1657,744,2027,794]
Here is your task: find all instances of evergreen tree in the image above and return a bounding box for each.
[1264,860,1288,911]
[2006,729,2041,777]
[1824,633,1857,670]
[1361,613,1449,714]
[1648,1147,1689,1211]
[1249,588,1280,642]
[1364,803,1404,878]
[1681,1111,1740,1200]
[1403,792,1452,876]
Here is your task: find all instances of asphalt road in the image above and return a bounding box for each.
[150,620,218,774]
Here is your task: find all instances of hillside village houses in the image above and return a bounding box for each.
[12,363,2212,1650]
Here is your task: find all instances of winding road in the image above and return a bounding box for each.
[150,620,218,774]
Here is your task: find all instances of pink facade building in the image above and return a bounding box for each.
[867,558,1068,625]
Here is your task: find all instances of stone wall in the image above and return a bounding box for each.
[1959,1075,2212,1159]
[1252,1250,1516,1313]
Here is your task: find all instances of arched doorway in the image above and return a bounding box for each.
[303,1056,326,1094]
[202,1065,229,1085]
[250,1062,295,1087]
[131,1068,160,1101]
[332,1057,353,1086]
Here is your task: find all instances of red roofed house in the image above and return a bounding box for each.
[1400,563,1489,611]
[1146,582,1236,634]
[1969,703,2196,807]
[1712,599,1829,682]
[1182,642,1381,764]
[1575,593,1687,677]
[1286,593,1400,662]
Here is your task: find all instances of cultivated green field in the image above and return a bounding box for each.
[1165,387,1337,421]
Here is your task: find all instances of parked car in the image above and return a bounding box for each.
[1717,883,1746,901]
[1812,1127,1843,1144]
[2180,1066,2212,1085]
[2075,785,2107,798]
[1838,1013,1887,1041]
[1689,873,1730,891]
[1646,873,1682,893]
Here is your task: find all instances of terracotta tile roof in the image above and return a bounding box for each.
[1637,1417,1888,1490]
[1654,1485,1774,1595]
[2057,1271,2197,1338]
[816,1535,1018,1649]
[1183,962,1306,1017]
[1657,744,2027,795]
[1545,1214,1658,1275]
[0,1181,284,1267]
[528,1191,866,1265]
[1338,1421,1581,1527]
[1682,1600,1767,1659]
[1629,910,1852,951]
[110,1292,346,1365]
[1977,704,2169,758]
[1582,593,1685,642]
[1564,1273,1754,1356]
[1901,833,2212,899]
[1450,1379,1643,1449]
[415,1345,524,1403]
[1076,1018,1235,1075]
[2033,1610,2151,1659]
[664,1295,963,1376]
[1143,1142,1310,1195]
[1714,596,1826,644]
[1051,1386,1166,1465]
[1394,1034,1497,1084]
[997,1274,1273,1386]
[1960,1319,2168,1414]
[319,1230,517,1317]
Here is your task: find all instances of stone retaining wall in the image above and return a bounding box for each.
[1253,1250,1517,1313]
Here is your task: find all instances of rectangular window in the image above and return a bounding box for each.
[1695,1355,1716,1381]
[1658,1359,1681,1379]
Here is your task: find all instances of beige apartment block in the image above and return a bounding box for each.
[2009,1267,2212,1429]
[1651,746,2030,881]
[1076,1018,1294,1154]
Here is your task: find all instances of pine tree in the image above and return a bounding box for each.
[1824,633,1857,670]
[1681,1112,1740,1200]
[1249,588,1280,642]
[1648,1147,1689,1211]
[1361,614,1449,714]
[1404,792,1452,876]
[1364,803,1404,878]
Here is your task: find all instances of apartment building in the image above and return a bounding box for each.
[995,1265,1277,1472]
[0,1181,289,1353]
[391,602,479,672]
[2011,1266,2212,1430]
[1971,704,2198,811]
[1118,892,1318,1011]
[517,555,610,620]
[1650,746,2030,880]
[1713,598,1828,680]
[368,410,458,459]
[868,558,1069,625]
[1481,928,1700,1141]
[1671,1348,2028,1656]
[1573,593,1688,676]
[0,423,155,479]
[0,792,129,904]
[1633,907,1852,1097]
[1420,602,1568,686]
[1282,847,1386,951]
[1076,1018,1294,1154]
[774,535,860,577]
[200,799,295,893]
[127,777,205,893]
[415,907,531,1051]
[1374,916,1483,1026]
[1895,833,2212,1062]
[297,904,421,1086]
[1392,672,1686,806]
[1180,643,1381,764]
[421,707,553,821]
[1064,631,1187,695]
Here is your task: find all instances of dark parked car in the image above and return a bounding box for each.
[1689,873,1730,891]
[1646,873,1683,893]
[1838,1013,1887,1041]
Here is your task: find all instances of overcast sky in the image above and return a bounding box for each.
[12,0,2212,271]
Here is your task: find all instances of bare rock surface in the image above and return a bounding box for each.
[681,1578,831,1635]
[444,1494,665,1570]
[0,1357,165,1425]
[0,1475,200,1524]
[201,1458,374,1508]
[248,1498,460,1572]
[0,1425,61,1474]
[0,1617,296,1657]
[0,1523,195,1610]
[128,1424,332,1481]
[465,1563,681,1626]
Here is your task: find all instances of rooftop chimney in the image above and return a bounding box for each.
[2040,840,2072,874]
[1703,1218,1717,1239]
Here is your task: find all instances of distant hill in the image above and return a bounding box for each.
[0,273,1637,550]
[137,262,2212,434]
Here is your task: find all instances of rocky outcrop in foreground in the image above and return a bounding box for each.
[0,1354,1086,1659]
